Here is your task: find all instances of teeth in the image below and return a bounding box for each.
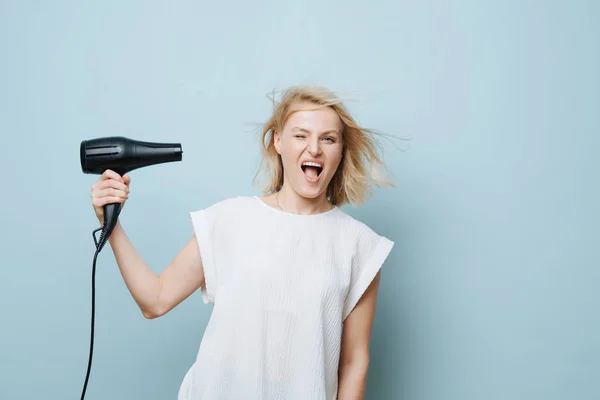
[302,161,322,168]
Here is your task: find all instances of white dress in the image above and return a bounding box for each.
[178,195,394,400]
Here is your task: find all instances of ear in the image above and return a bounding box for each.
[274,131,281,154]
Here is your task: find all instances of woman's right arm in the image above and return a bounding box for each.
[92,170,205,319]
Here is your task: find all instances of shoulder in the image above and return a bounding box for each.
[332,208,394,252]
[194,195,255,212]
[189,196,258,240]
[332,208,380,237]
[211,195,254,209]
[190,195,256,221]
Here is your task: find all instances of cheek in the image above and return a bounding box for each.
[279,146,297,169]
[281,142,303,159]
[328,146,344,165]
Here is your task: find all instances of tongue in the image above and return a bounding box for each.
[304,166,319,178]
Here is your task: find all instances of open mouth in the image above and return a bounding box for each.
[301,162,323,179]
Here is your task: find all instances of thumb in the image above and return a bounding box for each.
[123,174,131,186]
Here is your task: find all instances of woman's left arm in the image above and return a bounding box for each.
[337,270,382,400]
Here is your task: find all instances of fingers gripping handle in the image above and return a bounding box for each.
[93,202,122,252]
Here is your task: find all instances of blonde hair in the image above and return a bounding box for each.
[253,85,396,207]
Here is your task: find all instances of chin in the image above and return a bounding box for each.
[295,184,327,200]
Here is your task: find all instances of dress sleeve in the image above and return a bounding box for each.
[190,204,221,304]
[342,226,394,321]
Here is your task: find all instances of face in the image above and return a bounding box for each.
[274,102,344,200]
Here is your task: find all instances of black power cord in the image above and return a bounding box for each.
[80,226,109,400]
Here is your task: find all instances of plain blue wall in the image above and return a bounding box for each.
[1,1,598,399]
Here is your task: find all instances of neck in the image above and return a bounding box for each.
[277,184,333,215]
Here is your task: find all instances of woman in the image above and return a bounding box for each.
[90,85,395,399]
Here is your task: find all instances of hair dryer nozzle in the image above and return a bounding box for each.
[80,136,183,176]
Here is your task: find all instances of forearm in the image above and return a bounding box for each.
[337,360,369,400]
[107,220,161,317]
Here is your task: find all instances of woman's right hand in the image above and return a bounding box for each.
[90,169,131,225]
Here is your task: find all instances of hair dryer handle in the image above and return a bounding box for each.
[96,202,122,251]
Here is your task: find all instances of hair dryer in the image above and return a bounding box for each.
[79,136,182,400]
[80,136,183,252]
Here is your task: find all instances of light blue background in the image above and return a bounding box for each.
[1,1,598,399]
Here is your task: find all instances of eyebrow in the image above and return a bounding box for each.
[292,127,340,136]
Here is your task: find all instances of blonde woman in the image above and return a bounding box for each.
[90,85,396,399]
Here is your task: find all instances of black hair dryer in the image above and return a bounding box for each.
[80,136,183,252]
[78,136,182,400]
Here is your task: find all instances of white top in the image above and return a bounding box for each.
[178,195,394,400]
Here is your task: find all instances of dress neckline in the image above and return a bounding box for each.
[253,195,339,218]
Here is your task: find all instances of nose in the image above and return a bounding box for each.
[307,137,322,156]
